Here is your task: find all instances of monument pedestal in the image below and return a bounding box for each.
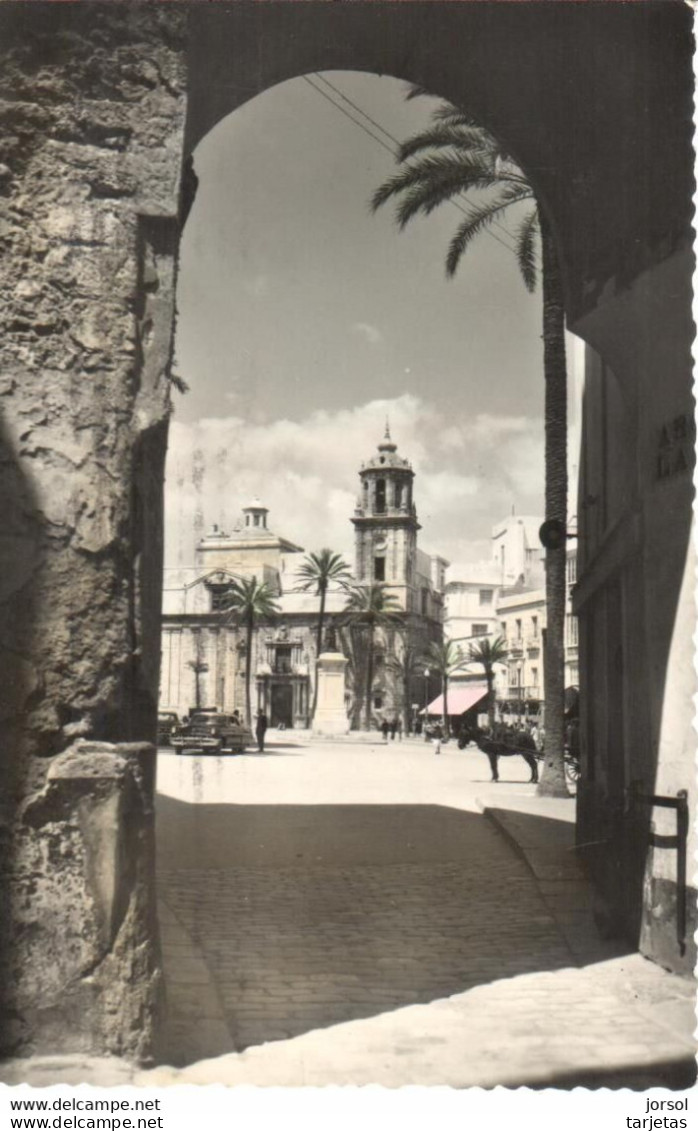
[312,651,349,737]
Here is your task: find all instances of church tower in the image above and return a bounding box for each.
[351,425,420,612]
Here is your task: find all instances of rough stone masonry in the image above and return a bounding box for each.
[0,5,187,1060]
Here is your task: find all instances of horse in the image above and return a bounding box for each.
[458,723,540,783]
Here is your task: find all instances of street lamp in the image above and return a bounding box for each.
[423,667,430,733]
[516,659,523,724]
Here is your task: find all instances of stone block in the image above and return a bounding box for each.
[2,740,161,1062]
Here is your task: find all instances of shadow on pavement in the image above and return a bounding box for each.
[524,1056,697,1091]
[155,798,628,1069]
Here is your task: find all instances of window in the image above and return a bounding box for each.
[375,479,386,514]
[472,624,488,637]
[531,666,539,688]
[567,554,577,586]
[566,615,579,647]
[210,587,232,612]
[374,695,383,710]
[515,618,522,640]
[531,615,538,638]
[421,588,428,616]
[374,556,386,582]
[274,645,292,674]
[479,588,493,606]
[395,483,403,508]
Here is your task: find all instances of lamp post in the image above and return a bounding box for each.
[517,659,523,725]
[423,667,430,733]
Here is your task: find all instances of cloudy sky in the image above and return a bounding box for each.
[167,71,554,570]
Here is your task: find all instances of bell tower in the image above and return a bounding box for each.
[351,425,420,611]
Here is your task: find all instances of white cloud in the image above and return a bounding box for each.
[352,321,383,345]
[164,394,544,571]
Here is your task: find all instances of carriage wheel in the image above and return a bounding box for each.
[564,756,581,785]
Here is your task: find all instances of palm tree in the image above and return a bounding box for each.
[220,577,279,726]
[467,635,508,731]
[342,585,404,731]
[186,654,208,711]
[295,549,352,723]
[372,94,568,796]
[385,639,423,735]
[423,639,463,737]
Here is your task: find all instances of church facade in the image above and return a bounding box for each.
[159,431,447,729]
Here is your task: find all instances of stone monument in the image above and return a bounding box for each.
[312,628,349,737]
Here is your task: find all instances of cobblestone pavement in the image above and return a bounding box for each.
[151,735,696,1087]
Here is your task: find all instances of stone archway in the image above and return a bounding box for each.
[0,1,692,1060]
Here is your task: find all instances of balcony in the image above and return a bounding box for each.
[526,636,542,652]
[507,686,541,701]
[508,639,524,656]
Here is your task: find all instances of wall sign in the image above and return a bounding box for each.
[656,413,695,481]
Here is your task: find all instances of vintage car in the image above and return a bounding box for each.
[157,711,179,747]
[171,711,251,755]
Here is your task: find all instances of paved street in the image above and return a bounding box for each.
[150,734,696,1088]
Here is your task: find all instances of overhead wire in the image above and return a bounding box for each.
[313,72,521,248]
[303,72,521,256]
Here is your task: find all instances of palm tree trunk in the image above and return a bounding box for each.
[402,671,411,735]
[364,624,374,731]
[537,212,569,798]
[443,673,449,737]
[486,669,495,730]
[311,585,327,724]
[244,614,253,728]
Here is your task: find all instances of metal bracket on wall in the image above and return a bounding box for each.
[628,781,689,956]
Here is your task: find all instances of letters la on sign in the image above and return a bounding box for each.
[656,414,695,481]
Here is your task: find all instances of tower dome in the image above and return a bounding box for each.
[242,497,269,530]
[363,422,412,472]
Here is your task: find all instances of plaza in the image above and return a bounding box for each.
[145,735,694,1088]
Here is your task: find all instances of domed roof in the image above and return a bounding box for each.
[361,423,413,472]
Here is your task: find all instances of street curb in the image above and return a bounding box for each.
[472,795,540,873]
[474,796,582,965]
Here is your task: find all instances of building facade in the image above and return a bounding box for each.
[160,432,446,729]
[445,519,579,720]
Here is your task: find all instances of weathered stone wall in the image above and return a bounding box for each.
[0,4,187,1059]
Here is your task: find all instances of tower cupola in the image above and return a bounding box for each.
[242,497,269,530]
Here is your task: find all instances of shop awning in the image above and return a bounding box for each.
[422,685,488,716]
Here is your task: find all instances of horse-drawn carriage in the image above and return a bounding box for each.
[457,722,580,786]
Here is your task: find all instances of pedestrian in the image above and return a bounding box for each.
[381,718,389,742]
[255,710,268,752]
[390,717,398,741]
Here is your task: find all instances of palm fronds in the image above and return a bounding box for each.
[372,152,499,228]
[397,124,490,163]
[515,208,539,293]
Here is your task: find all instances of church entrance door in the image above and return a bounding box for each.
[271,682,294,729]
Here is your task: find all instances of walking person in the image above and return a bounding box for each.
[381,718,389,743]
[390,717,398,741]
[255,710,268,753]
[433,721,442,755]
